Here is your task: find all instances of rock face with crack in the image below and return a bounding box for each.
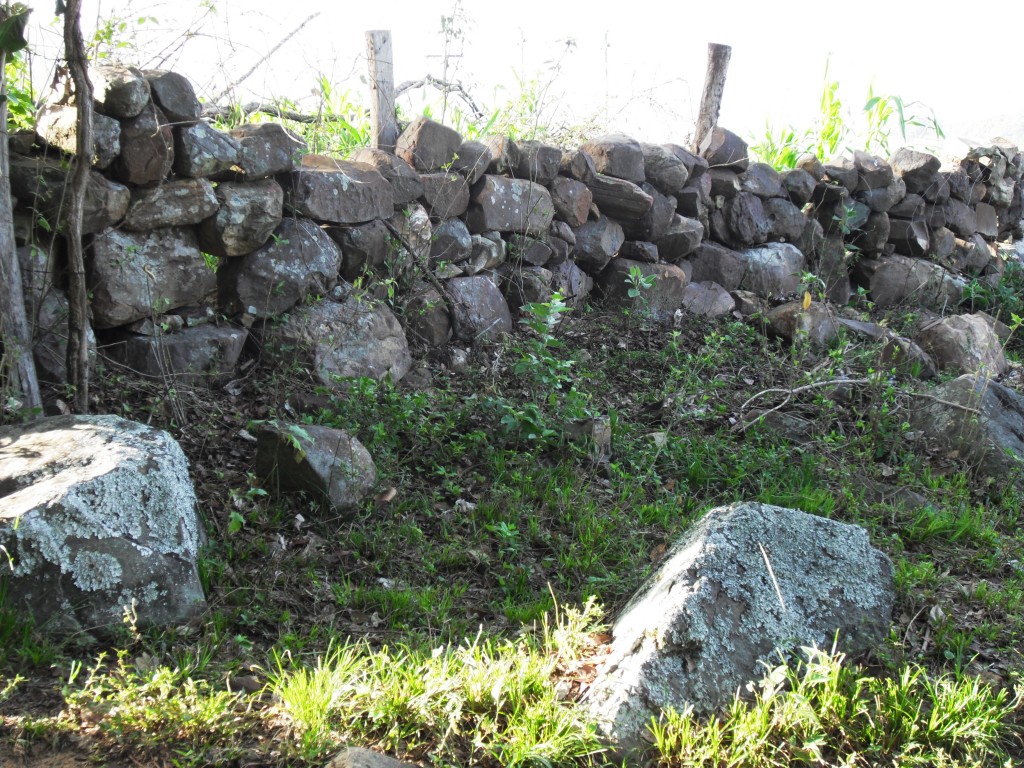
[586,501,894,755]
[0,415,207,634]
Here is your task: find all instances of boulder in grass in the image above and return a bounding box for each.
[587,501,893,755]
[0,415,207,634]
[255,423,376,513]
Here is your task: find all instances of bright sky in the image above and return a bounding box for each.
[23,0,1024,152]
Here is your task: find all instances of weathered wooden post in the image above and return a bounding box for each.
[366,30,398,153]
[692,42,732,156]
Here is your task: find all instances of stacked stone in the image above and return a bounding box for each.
[10,64,1023,397]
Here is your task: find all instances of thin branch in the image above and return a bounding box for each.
[211,13,320,104]
[395,75,484,119]
[201,101,366,124]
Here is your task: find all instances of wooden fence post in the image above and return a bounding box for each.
[366,30,398,152]
[692,43,732,156]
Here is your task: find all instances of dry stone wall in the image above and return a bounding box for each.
[11,64,1024,399]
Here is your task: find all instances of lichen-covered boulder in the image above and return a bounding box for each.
[587,502,893,754]
[0,415,207,633]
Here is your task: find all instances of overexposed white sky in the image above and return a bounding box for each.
[22,0,1024,151]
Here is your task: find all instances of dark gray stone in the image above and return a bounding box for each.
[914,314,1007,377]
[231,123,306,179]
[656,215,704,262]
[123,179,220,231]
[890,147,940,194]
[703,126,749,171]
[348,148,423,205]
[90,63,149,118]
[198,179,284,257]
[36,106,120,169]
[708,167,741,199]
[419,172,471,218]
[853,254,964,309]
[681,281,734,317]
[559,147,597,184]
[619,241,659,263]
[10,157,129,235]
[114,103,174,186]
[515,140,561,185]
[483,135,520,175]
[782,168,817,206]
[689,241,805,298]
[446,275,513,341]
[550,176,593,228]
[89,227,215,328]
[404,283,452,347]
[620,183,675,241]
[451,140,492,184]
[851,211,890,254]
[640,143,690,195]
[597,259,688,322]
[580,134,645,183]
[740,163,783,198]
[724,192,770,247]
[943,198,978,239]
[395,116,462,172]
[573,217,625,274]
[174,122,241,178]
[102,325,247,386]
[145,70,201,124]
[217,217,340,317]
[430,218,473,264]
[763,197,806,243]
[465,176,554,235]
[328,220,390,281]
[550,259,594,308]
[255,423,375,512]
[586,174,653,220]
[283,156,393,225]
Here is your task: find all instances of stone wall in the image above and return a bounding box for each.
[12,63,1024,398]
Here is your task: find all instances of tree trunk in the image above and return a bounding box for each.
[62,0,92,414]
[0,46,42,416]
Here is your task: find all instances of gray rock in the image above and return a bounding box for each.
[943,198,977,238]
[328,220,390,281]
[888,192,926,219]
[853,254,964,310]
[349,148,423,205]
[9,156,129,235]
[255,423,376,513]
[145,70,201,124]
[621,183,675,241]
[740,163,783,198]
[681,281,734,317]
[619,241,659,263]
[587,174,653,220]
[708,167,741,199]
[887,218,929,258]
[430,218,473,264]
[890,147,940,194]
[664,143,709,178]
[640,143,690,195]
[910,375,1024,483]
[0,415,206,633]
[101,325,247,386]
[198,179,283,257]
[217,217,340,317]
[853,150,894,191]
[446,275,513,341]
[30,289,96,389]
[549,177,593,228]
[123,178,219,231]
[781,168,817,206]
[404,283,451,347]
[580,134,645,183]
[914,314,1007,377]
[814,234,852,305]
[763,197,807,243]
[550,260,594,308]
[597,259,688,322]
[322,745,418,768]
[419,172,471,217]
[114,103,174,186]
[508,233,553,266]
[464,233,506,275]
[857,175,906,213]
[765,301,840,349]
[90,63,149,118]
[689,241,805,299]
[451,140,492,184]
[283,156,393,225]
[587,501,893,753]
[395,116,462,172]
[702,127,749,171]
[724,192,770,247]
[36,106,120,169]
[483,135,520,175]
[89,227,215,329]
[465,176,554,236]
[975,203,999,239]
[823,157,858,191]
[850,211,891,254]
[515,140,561,185]
[559,147,597,184]
[174,122,241,178]
[388,203,432,275]
[262,296,411,384]
[921,176,951,205]
[503,265,554,309]
[231,122,306,179]
[573,217,625,274]
[656,215,704,262]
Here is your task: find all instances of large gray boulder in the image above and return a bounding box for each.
[283,156,393,225]
[465,176,555,236]
[0,415,207,633]
[587,501,893,754]
[596,259,688,322]
[198,179,284,257]
[101,325,247,387]
[446,275,513,341]
[254,423,376,513]
[914,314,1007,377]
[689,242,805,299]
[853,254,965,310]
[910,375,1024,483]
